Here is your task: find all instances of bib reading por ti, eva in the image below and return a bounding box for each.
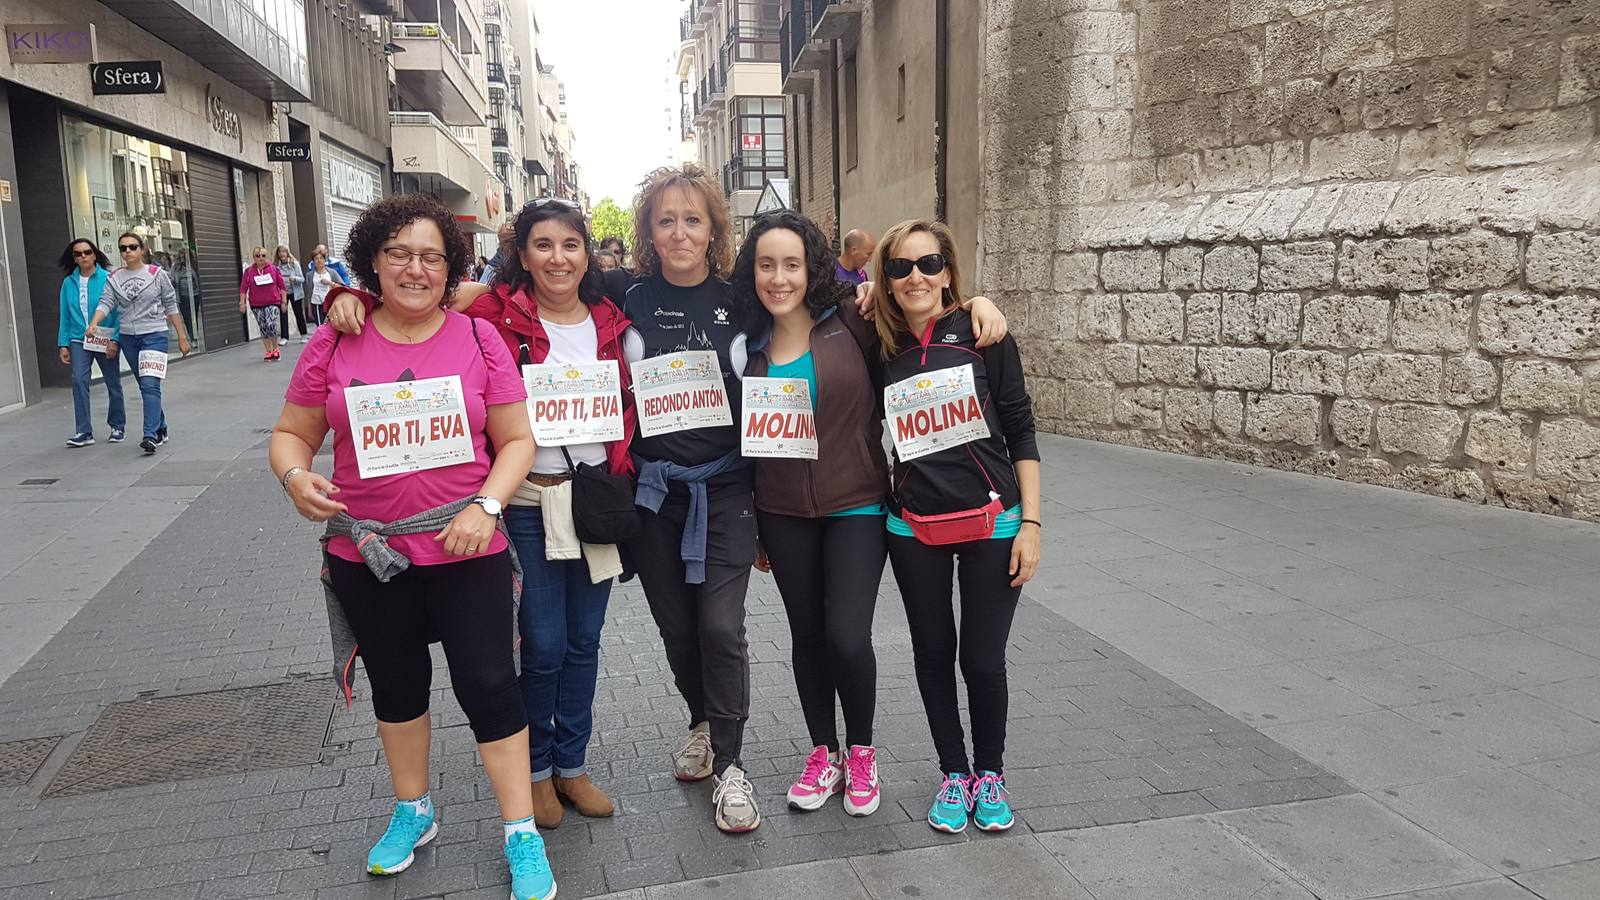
[522,360,625,446]
[629,350,731,438]
[344,375,474,479]
[884,363,989,463]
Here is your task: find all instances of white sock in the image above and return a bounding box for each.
[399,793,432,818]
[504,815,537,841]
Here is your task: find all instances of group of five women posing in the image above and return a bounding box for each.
[306,163,1041,899]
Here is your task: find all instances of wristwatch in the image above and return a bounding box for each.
[472,496,504,518]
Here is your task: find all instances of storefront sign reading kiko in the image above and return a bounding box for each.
[90,60,163,95]
[6,24,97,63]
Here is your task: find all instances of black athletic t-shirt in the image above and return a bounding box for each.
[623,272,744,468]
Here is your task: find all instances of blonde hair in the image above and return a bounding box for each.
[630,164,734,279]
[273,244,296,264]
[871,219,965,360]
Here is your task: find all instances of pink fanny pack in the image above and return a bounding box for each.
[903,493,1004,546]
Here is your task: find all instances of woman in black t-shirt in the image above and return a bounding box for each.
[619,164,766,834]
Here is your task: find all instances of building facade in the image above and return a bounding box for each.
[680,0,786,239]
[982,0,1600,519]
[1,0,311,406]
[777,0,981,263]
[280,0,390,268]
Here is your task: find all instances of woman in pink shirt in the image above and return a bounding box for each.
[240,246,287,361]
[266,196,554,900]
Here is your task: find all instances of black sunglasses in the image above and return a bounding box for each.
[118,243,142,252]
[530,197,580,211]
[884,253,946,280]
[72,249,97,257]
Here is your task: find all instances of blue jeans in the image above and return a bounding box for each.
[505,505,613,780]
[118,331,169,441]
[69,342,125,436]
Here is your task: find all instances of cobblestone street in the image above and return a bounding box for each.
[3,343,1600,899]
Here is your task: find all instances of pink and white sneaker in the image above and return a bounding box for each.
[842,745,881,816]
[786,745,843,810]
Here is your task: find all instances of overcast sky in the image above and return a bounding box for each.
[533,0,686,210]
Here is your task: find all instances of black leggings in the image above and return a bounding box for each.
[887,534,1021,775]
[280,295,308,336]
[327,551,527,744]
[758,511,886,751]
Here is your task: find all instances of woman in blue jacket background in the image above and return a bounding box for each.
[57,238,124,447]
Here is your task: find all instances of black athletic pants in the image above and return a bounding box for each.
[757,510,886,751]
[629,484,757,775]
[887,534,1022,775]
[327,550,527,744]
[280,295,308,337]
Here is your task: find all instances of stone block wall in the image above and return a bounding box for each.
[980,0,1600,518]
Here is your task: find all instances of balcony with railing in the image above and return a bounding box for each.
[693,0,720,24]
[391,22,487,125]
[391,110,492,193]
[491,126,510,149]
[781,0,861,90]
[487,61,507,89]
[680,10,693,42]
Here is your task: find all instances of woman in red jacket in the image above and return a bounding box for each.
[324,199,636,828]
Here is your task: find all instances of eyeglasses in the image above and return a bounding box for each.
[118,243,142,252]
[884,253,947,280]
[380,246,448,270]
[72,249,97,257]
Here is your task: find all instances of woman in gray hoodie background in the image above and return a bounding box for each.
[84,232,193,453]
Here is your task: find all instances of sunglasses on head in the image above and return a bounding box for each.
[530,197,580,211]
[119,243,142,252]
[884,253,946,280]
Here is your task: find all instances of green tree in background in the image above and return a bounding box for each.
[590,197,632,244]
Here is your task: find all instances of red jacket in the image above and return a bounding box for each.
[331,284,637,476]
[462,283,637,476]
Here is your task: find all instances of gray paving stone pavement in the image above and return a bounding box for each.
[1,341,1598,898]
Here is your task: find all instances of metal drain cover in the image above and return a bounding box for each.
[0,736,61,786]
[44,680,334,798]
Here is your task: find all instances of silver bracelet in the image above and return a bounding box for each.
[280,466,307,495]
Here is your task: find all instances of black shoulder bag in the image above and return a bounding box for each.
[559,446,641,545]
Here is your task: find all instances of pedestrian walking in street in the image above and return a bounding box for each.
[84,232,191,454]
[57,238,125,448]
[306,242,354,292]
[268,194,555,900]
[872,219,1041,835]
[834,228,875,286]
[598,236,634,303]
[595,249,619,271]
[600,236,627,268]
[274,245,308,343]
[241,247,287,361]
[479,220,517,284]
[732,211,1010,818]
[307,249,341,326]
[621,164,765,834]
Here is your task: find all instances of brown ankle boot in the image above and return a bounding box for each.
[554,774,615,818]
[531,777,564,828]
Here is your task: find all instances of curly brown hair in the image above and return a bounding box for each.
[629,164,734,279]
[344,194,473,298]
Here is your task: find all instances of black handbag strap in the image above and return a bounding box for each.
[560,445,577,475]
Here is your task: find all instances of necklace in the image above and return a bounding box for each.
[377,309,443,343]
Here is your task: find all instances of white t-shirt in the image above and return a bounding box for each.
[77,274,90,325]
[310,269,337,305]
[531,314,610,475]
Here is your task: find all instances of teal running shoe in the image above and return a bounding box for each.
[972,771,1015,832]
[928,772,973,833]
[506,830,558,900]
[366,802,437,875]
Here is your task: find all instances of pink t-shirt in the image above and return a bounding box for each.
[241,265,286,308]
[285,311,527,566]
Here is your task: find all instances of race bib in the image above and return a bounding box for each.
[82,326,114,355]
[523,361,625,446]
[884,364,990,463]
[253,273,275,286]
[137,350,168,379]
[344,375,475,478]
[740,377,817,459]
[630,350,732,438]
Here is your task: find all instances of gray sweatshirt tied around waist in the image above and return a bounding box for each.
[98,265,179,335]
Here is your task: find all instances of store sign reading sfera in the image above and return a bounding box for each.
[90,60,164,95]
[205,83,243,151]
